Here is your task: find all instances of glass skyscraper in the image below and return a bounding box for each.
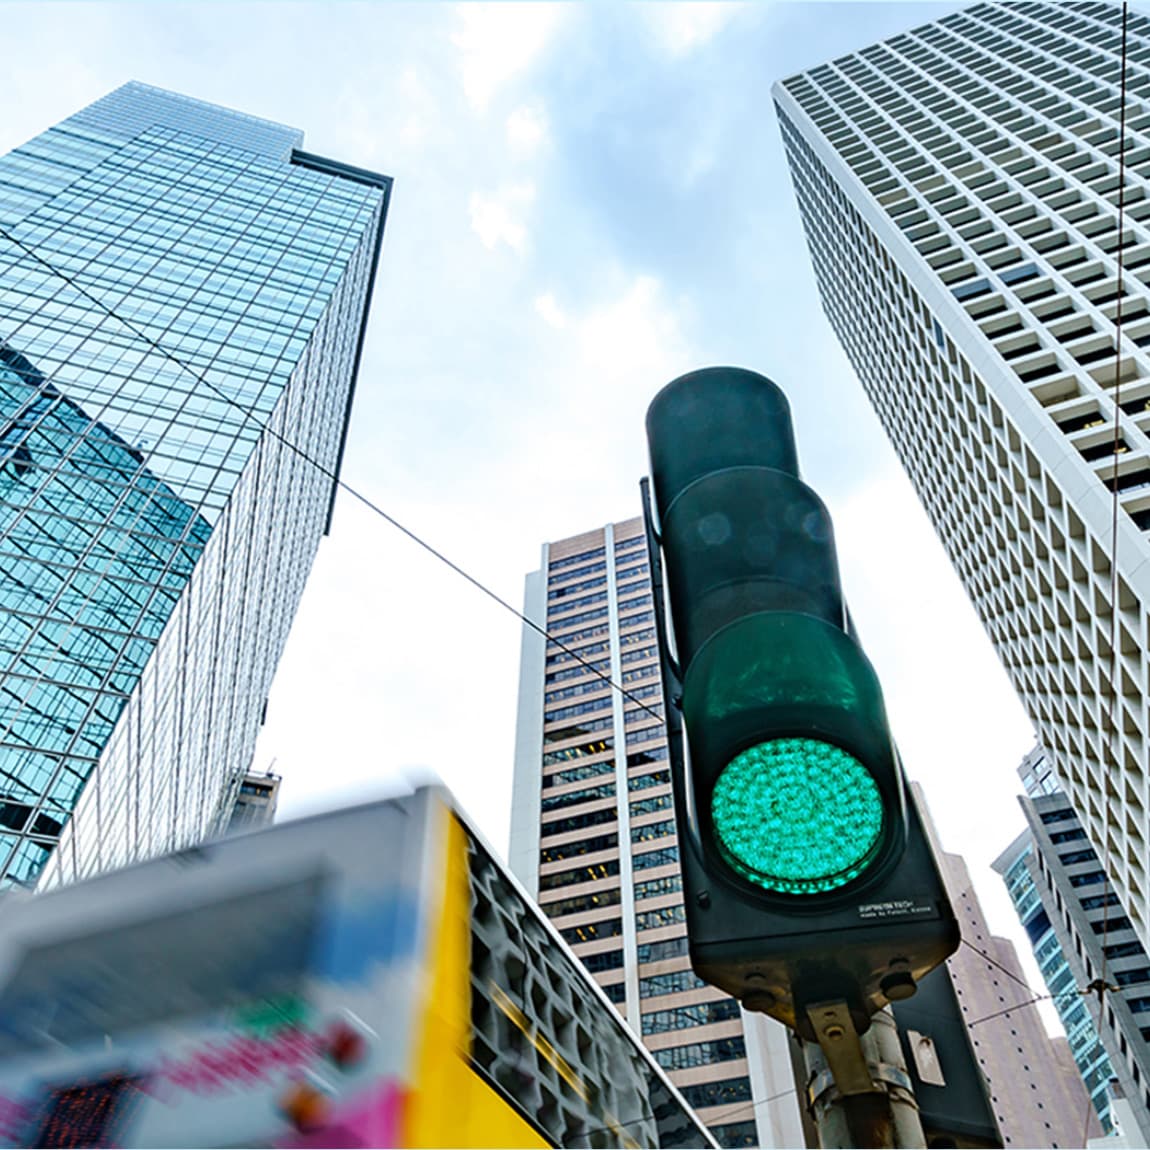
[0,82,390,889]
[995,746,1150,1141]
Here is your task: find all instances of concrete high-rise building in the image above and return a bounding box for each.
[775,3,1150,948]
[510,517,804,1150]
[995,745,1150,1141]
[910,782,1099,1146]
[0,83,390,889]
[226,770,282,833]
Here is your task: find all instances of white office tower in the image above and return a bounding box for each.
[510,519,804,1150]
[776,2,1150,947]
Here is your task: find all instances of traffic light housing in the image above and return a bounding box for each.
[643,366,958,1038]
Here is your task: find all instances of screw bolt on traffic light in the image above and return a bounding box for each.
[642,366,958,1039]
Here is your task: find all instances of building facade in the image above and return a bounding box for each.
[226,770,282,833]
[510,518,804,1150]
[995,745,1150,1142]
[909,783,1099,1147]
[0,82,389,888]
[775,2,1150,949]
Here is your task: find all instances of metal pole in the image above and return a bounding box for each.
[802,1007,926,1149]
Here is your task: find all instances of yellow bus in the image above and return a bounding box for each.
[0,786,715,1149]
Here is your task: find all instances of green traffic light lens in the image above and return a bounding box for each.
[710,738,884,895]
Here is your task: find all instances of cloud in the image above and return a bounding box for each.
[533,291,566,328]
[641,3,744,59]
[468,182,537,253]
[452,3,569,112]
[506,103,549,153]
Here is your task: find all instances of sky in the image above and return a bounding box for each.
[2,1,1060,1020]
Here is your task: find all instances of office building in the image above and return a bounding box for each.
[995,745,1150,1142]
[226,770,282,832]
[510,517,804,1149]
[908,783,1099,1146]
[0,82,390,889]
[775,2,1150,948]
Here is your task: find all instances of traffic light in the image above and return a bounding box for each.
[642,366,958,1039]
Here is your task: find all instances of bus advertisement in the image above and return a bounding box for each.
[0,786,715,1149]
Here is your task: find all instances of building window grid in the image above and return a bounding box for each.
[811,18,1150,468]
[777,29,1150,933]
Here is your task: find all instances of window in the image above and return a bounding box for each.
[629,768,670,791]
[642,999,741,1035]
[635,874,682,901]
[654,1035,746,1070]
[629,794,672,819]
[543,757,614,787]
[636,905,686,932]
[640,968,707,998]
[544,696,613,724]
[559,917,622,946]
[540,807,616,838]
[1115,968,1150,987]
[678,1077,752,1111]
[636,936,688,963]
[1081,892,1120,910]
[710,1121,758,1148]
[538,860,620,892]
[952,276,991,299]
[634,845,679,870]
[541,782,615,813]
[539,832,617,865]
[632,818,675,843]
[1041,809,1076,824]
[600,980,626,1004]
[540,888,622,918]
[1060,849,1098,866]
[549,547,604,572]
[1069,871,1107,888]
[1092,916,1132,934]
[580,949,624,974]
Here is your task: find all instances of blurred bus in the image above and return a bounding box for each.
[0,786,716,1149]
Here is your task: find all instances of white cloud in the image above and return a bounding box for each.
[468,182,537,253]
[452,3,569,112]
[398,67,434,147]
[534,292,567,328]
[516,272,696,516]
[642,2,744,59]
[576,274,688,382]
[506,103,549,153]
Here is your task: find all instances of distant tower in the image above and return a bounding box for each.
[995,746,1150,1144]
[0,83,390,888]
[226,771,282,833]
[776,1,1150,951]
[912,780,1100,1146]
[510,517,804,1149]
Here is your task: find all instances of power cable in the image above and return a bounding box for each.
[959,937,1039,996]
[1088,4,1131,1144]
[0,222,664,729]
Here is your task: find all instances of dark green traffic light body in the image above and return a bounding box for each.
[643,366,958,1037]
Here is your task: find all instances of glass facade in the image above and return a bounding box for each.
[0,82,390,888]
[999,838,1114,1132]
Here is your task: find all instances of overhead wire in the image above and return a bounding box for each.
[1082,6,1132,1145]
[0,23,1138,1137]
[0,221,665,728]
